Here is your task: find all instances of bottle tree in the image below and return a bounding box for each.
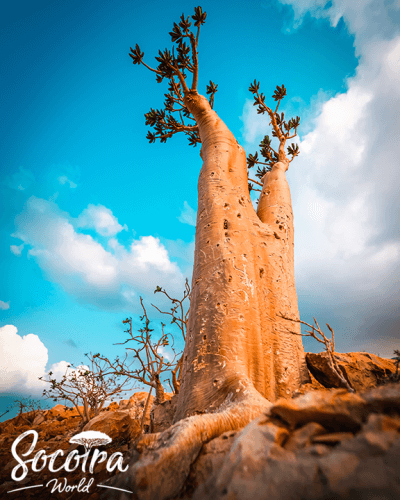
[104,7,309,499]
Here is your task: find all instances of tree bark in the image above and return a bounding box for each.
[174,93,308,421]
[100,92,309,500]
[154,375,165,404]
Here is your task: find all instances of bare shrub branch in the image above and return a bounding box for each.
[277,313,354,392]
[39,354,135,426]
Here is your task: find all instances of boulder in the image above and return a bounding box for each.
[118,399,131,410]
[44,420,69,439]
[311,432,355,445]
[283,422,326,451]
[362,382,400,413]
[306,352,397,391]
[269,389,369,431]
[151,394,177,432]
[106,402,119,411]
[32,412,46,426]
[193,383,400,500]
[294,372,328,397]
[127,391,154,428]
[129,391,151,405]
[194,415,310,500]
[47,404,83,420]
[83,410,141,442]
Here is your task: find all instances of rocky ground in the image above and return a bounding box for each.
[0,392,154,500]
[0,352,399,500]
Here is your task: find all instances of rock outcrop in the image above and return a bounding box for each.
[83,410,141,442]
[0,391,153,500]
[191,383,400,500]
[150,393,177,432]
[306,351,397,390]
[0,367,399,500]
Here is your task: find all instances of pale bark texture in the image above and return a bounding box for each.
[102,93,309,500]
[174,93,309,422]
[103,12,310,496]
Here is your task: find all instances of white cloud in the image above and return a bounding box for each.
[240,100,269,146]
[77,204,128,237]
[278,0,400,46]
[58,175,77,188]
[48,360,71,382]
[0,325,74,396]
[0,300,10,310]
[289,34,400,279]
[12,197,185,311]
[0,325,48,394]
[177,201,197,227]
[10,244,24,256]
[240,0,400,356]
[158,345,173,362]
[241,89,332,144]
[48,361,89,384]
[129,236,176,270]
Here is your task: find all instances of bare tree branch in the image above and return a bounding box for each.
[39,354,136,426]
[277,313,354,392]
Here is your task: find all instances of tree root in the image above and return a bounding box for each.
[99,389,271,500]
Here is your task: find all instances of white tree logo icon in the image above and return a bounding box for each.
[69,430,112,454]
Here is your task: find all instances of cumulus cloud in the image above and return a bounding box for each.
[162,238,195,279]
[241,0,400,356]
[0,300,10,310]
[77,204,128,237]
[278,0,400,50]
[11,197,185,311]
[0,325,75,395]
[0,325,47,393]
[48,360,72,382]
[177,201,197,227]
[10,244,24,256]
[157,345,173,362]
[58,175,77,188]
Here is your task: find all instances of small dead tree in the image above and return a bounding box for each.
[101,298,181,402]
[39,353,135,427]
[152,278,190,394]
[98,282,190,432]
[98,303,178,432]
[278,313,354,392]
[11,396,43,425]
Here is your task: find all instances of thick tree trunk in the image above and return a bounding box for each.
[100,93,309,500]
[174,93,308,421]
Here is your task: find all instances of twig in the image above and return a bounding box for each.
[277,313,354,392]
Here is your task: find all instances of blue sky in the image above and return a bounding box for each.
[1,0,399,420]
